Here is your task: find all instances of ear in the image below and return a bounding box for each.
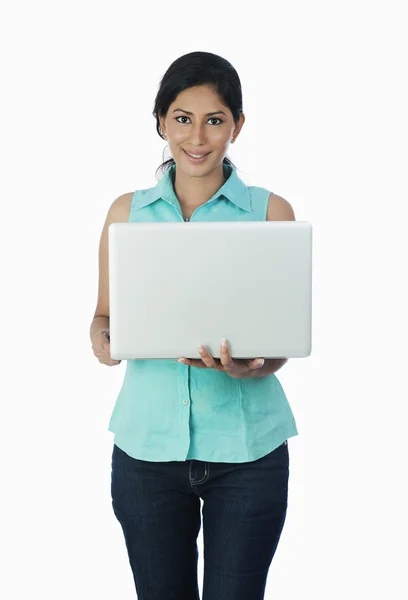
[232,113,245,141]
[159,117,165,135]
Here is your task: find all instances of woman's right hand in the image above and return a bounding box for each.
[91,330,122,366]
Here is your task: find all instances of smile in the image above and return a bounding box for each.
[183,149,212,163]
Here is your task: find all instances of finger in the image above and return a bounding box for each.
[220,339,235,369]
[198,345,220,368]
[248,358,265,369]
[177,358,207,368]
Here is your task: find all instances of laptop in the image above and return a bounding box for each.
[108,221,312,360]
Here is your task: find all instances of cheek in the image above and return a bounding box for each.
[211,130,232,144]
[169,129,188,143]
[167,127,231,147]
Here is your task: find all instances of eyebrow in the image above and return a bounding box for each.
[172,108,227,117]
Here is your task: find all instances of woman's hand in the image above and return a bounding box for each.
[91,330,122,366]
[177,338,264,379]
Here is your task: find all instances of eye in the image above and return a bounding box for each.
[174,116,223,125]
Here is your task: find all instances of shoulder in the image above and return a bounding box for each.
[112,191,133,210]
[266,192,296,221]
[109,192,133,221]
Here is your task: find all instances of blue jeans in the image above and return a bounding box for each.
[111,440,289,600]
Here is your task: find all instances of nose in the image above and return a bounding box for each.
[188,124,207,145]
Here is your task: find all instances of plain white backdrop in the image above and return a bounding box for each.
[1,0,407,598]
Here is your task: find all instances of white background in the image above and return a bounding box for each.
[1,0,407,598]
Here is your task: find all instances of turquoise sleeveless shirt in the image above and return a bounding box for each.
[108,163,299,462]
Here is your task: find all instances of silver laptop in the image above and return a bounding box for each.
[108,221,312,360]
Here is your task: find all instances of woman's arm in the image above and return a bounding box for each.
[90,193,132,343]
[244,194,295,378]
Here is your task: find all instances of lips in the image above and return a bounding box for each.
[183,149,211,158]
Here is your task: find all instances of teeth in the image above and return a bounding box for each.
[186,151,207,158]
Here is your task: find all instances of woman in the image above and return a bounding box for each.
[90,51,299,600]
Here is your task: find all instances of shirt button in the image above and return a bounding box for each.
[183,399,189,404]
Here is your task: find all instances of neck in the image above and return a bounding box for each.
[172,163,228,211]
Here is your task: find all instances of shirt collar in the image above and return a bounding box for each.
[132,163,251,212]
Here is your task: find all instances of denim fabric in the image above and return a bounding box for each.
[111,439,289,600]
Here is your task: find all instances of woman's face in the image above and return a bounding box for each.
[159,84,245,173]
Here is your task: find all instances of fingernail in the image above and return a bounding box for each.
[257,359,265,366]
[177,358,185,363]
[221,338,227,346]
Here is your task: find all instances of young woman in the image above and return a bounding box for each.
[90,51,299,600]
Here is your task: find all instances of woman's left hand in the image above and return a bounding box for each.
[177,338,265,379]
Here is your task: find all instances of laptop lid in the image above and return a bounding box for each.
[108,221,312,360]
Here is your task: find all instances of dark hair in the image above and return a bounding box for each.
[152,51,243,179]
